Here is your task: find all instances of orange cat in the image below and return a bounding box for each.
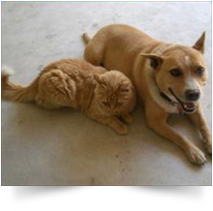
[2,59,136,134]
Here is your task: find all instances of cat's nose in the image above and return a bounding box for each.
[185,89,200,101]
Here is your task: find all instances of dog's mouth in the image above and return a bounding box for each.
[168,88,196,113]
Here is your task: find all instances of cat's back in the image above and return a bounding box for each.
[41,59,106,77]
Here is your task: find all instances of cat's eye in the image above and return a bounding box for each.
[116,102,123,106]
[120,88,129,92]
[196,66,205,75]
[170,68,183,77]
[102,101,109,106]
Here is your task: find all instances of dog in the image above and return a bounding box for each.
[82,24,211,165]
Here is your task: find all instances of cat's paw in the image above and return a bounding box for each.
[186,146,207,165]
[121,114,133,124]
[115,124,128,135]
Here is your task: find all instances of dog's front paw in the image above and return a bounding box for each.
[187,146,207,165]
[205,141,212,154]
[203,136,212,154]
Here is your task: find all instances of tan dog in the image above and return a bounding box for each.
[82,24,211,165]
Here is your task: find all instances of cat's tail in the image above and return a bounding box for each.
[1,66,38,103]
[82,33,91,45]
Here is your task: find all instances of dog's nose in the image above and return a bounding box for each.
[185,89,200,101]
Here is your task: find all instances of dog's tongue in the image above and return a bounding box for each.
[183,102,195,109]
[179,102,195,114]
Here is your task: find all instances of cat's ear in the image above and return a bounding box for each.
[141,53,164,69]
[118,81,130,92]
[94,74,102,84]
[94,74,106,86]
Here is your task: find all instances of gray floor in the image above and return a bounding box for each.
[1,2,212,185]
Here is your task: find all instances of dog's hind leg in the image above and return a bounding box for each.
[84,42,105,66]
[83,33,105,66]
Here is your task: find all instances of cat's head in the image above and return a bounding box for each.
[94,70,136,115]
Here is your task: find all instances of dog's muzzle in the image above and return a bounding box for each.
[168,88,196,114]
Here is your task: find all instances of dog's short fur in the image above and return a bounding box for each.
[2,59,136,134]
[83,24,211,165]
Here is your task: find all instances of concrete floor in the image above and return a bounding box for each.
[1,2,212,185]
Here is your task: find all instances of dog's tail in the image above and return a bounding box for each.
[82,33,91,45]
[1,66,38,103]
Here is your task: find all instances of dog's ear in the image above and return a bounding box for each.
[141,53,164,69]
[193,32,205,54]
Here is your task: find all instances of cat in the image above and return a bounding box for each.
[2,59,136,134]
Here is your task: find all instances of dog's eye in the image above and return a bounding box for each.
[196,66,205,75]
[170,68,182,77]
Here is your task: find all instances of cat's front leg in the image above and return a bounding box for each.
[88,113,128,135]
[120,113,133,124]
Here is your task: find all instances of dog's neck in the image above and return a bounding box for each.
[153,43,178,55]
[145,67,179,114]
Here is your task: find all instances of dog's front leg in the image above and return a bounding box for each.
[145,103,207,165]
[187,104,212,154]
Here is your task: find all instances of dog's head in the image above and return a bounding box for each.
[142,32,207,113]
